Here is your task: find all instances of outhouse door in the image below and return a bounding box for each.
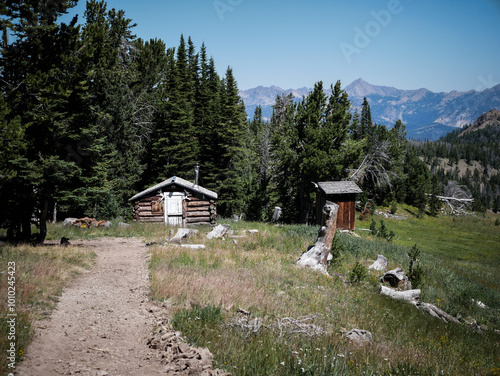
[163,192,185,226]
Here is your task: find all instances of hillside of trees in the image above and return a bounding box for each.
[1,1,496,243]
[412,124,500,212]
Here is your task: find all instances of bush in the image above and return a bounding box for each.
[348,261,367,284]
[370,219,395,242]
[407,244,423,289]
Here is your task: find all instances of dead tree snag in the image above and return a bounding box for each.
[297,201,339,274]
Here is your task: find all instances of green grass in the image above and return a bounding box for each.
[150,215,500,376]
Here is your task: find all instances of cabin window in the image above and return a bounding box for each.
[152,199,163,214]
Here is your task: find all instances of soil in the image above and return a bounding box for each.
[16,237,225,376]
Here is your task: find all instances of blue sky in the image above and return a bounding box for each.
[63,0,500,92]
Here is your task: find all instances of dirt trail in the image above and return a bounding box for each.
[16,237,220,376]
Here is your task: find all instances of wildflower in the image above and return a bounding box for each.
[280,362,285,366]
[337,354,345,358]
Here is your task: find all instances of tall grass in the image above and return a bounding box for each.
[150,217,500,375]
[0,243,95,372]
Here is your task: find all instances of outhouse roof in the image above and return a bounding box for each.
[317,181,363,195]
[129,176,218,202]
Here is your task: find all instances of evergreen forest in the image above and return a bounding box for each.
[1,0,498,243]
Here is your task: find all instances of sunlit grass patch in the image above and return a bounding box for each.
[150,217,500,375]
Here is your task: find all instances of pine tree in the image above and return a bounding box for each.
[360,97,373,140]
[0,0,82,241]
[214,67,247,217]
[429,174,442,216]
[271,81,355,223]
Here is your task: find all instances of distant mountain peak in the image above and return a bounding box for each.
[239,80,500,140]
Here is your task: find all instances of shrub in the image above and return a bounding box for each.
[407,244,424,289]
[390,201,398,215]
[348,261,368,284]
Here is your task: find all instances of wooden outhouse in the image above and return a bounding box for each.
[129,176,217,226]
[315,181,362,231]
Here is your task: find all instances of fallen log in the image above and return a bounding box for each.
[379,285,461,324]
[379,285,420,303]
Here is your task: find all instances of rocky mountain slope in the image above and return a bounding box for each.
[459,108,500,137]
[239,78,500,140]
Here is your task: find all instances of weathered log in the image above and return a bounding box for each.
[380,268,412,290]
[137,202,154,207]
[379,285,420,303]
[187,217,213,223]
[187,201,211,207]
[207,224,230,239]
[369,255,388,271]
[170,228,194,243]
[379,286,461,324]
[133,216,164,222]
[415,302,461,324]
[185,211,210,217]
[297,201,339,274]
[272,206,282,223]
[186,205,210,211]
[134,196,162,202]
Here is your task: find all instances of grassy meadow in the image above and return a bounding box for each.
[149,212,500,375]
[0,212,498,375]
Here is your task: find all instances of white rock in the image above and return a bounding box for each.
[344,329,373,345]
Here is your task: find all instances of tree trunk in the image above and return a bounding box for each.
[52,201,57,224]
[37,197,49,244]
[297,201,339,274]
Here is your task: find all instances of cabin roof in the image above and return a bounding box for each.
[129,176,218,202]
[317,181,363,195]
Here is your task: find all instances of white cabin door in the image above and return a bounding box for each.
[163,192,184,226]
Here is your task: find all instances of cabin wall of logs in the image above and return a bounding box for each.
[183,196,217,225]
[132,192,217,225]
[132,194,165,222]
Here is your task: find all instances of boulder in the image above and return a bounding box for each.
[344,329,373,345]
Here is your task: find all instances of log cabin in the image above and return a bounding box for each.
[129,176,217,226]
[315,181,363,231]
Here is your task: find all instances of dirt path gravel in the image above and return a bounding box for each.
[16,237,224,376]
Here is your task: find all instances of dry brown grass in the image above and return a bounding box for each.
[0,243,95,372]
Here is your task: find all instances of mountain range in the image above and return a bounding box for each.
[238,78,500,140]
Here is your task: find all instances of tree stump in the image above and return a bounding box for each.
[297,201,339,274]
